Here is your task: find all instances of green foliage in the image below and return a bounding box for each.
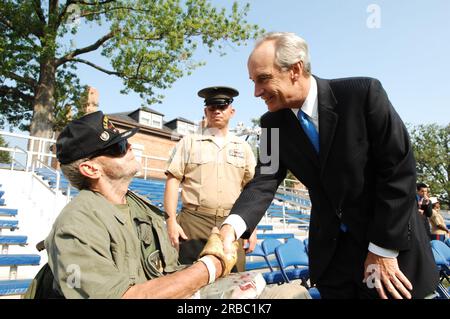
[0,135,11,164]
[408,123,450,208]
[0,0,263,136]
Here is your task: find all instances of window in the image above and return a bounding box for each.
[177,121,188,135]
[139,111,152,126]
[152,115,162,129]
[139,111,162,129]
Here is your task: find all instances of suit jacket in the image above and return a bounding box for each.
[418,197,433,238]
[230,76,439,298]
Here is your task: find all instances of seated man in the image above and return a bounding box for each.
[33,111,309,299]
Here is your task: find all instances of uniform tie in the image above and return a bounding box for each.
[298,110,319,153]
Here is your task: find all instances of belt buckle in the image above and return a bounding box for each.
[216,208,225,217]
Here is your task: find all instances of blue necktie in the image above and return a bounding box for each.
[298,110,319,153]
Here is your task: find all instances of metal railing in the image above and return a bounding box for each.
[140,153,168,179]
[0,130,56,171]
[30,158,62,194]
[0,145,28,171]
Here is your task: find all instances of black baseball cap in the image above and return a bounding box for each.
[56,111,138,164]
[197,86,239,106]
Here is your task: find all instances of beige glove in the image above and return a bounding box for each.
[199,227,240,277]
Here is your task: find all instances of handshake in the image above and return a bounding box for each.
[198,227,240,278]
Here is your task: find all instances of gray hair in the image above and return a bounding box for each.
[255,32,311,75]
[60,158,91,190]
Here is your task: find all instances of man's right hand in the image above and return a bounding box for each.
[166,218,188,251]
[200,227,239,276]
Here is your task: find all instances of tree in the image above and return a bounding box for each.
[0,0,262,138]
[408,123,450,208]
[0,135,11,164]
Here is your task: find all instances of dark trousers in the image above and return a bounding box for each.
[316,230,379,299]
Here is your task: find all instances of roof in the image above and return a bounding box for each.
[164,117,197,126]
[137,107,164,116]
[107,111,181,140]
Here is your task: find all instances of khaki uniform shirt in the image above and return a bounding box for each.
[430,209,448,236]
[166,131,256,211]
[45,190,179,299]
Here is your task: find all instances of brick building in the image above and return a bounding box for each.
[108,107,201,180]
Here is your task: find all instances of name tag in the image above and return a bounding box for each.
[228,148,244,159]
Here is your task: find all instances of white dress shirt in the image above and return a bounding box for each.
[222,76,398,258]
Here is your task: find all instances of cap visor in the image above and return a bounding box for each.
[105,127,139,147]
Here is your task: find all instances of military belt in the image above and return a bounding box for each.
[183,204,230,218]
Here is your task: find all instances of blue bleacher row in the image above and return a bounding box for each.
[34,167,312,220]
[244,236,317,297]
[0,187,41,296]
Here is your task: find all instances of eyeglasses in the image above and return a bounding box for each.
[90,139,129,159]
[206,104,230,112]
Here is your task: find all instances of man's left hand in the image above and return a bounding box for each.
[363,251,412,299]
[244,229,258,254]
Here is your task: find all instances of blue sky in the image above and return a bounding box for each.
[72,0,450,130]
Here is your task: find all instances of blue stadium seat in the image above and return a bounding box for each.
[274,240,309,286]
[0,279,32,296]
[0,235,28,245]
[259,239,285,284]
[256,225,273,232]
[257,233,295,241]
[431,240,450,299]
[431,240,450,264]
[0,220,19,231]
[445,238,450,249]
[245,242,280,273]
[0,254,41,266]
[246,243,264,257]
[308,287,321,299]
[303,238,309,254]
[0,208,18,217]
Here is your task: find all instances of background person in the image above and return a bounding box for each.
[416,182,433,238]
[429,197,449,241]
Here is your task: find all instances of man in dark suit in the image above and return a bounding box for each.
[416,182,433,239]
[220,32,439,299]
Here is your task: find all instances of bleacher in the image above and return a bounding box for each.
[34,167,182,211]
[0,185,41,297]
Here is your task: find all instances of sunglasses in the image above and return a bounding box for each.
[206,104,230,112]
[90,139,129,159]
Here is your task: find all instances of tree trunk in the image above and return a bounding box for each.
[30,59,56,139]
[28,58,56,169]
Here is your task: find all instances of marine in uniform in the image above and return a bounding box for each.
[164,86,257,271]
